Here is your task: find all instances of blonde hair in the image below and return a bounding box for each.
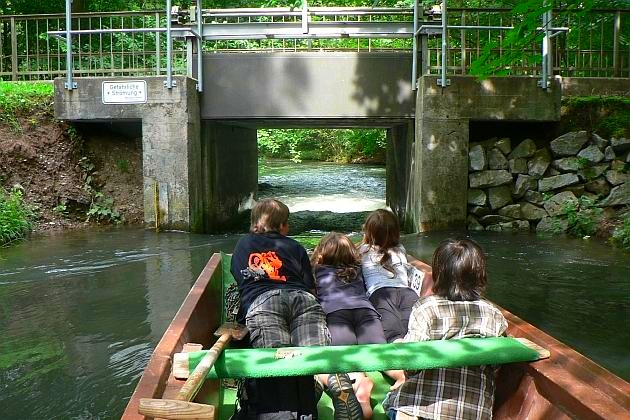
[311,232,360,282]
[250,198,289,233]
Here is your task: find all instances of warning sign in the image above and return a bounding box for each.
[102,80,147,104]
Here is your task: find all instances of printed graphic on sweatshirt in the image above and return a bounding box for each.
[245,251,287,282]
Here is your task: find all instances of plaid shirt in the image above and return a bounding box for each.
[384,295,508,420]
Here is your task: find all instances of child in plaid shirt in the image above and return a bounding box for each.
[383,238,508,420]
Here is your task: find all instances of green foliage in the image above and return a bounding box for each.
[258,129,386,163]
[86,192,123,223]
[0,186,33,247]
[610,217,630,250]
[561,96,630,138]
[470,0,595,79]
[0,82,53,131]
[116,159,130,173]
[78,157,123,224]
[561,195,602,238]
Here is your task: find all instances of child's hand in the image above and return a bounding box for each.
[389,377,406,390]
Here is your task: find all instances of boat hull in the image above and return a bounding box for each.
[122,253,630,420]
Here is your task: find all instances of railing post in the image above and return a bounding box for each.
[302,0,309,34]
[412,1,419,90]
[65,0,77,89]
[196,0,203,91]
[10,17,18,81]
[538,4,551,89]
[155,11,161,76]
[437,0,449,87]
[613,10,620,77]
[165,0,176,89]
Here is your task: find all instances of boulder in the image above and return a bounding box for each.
[513,174,537,198]
[468,188,487,206]
[488,185,513,210]
[499,220,530,231]
[611,137,630,154]
[585,178,611,196]
[498,204,522,219]
[544,191,578,217]
[467,215,485,231]
[552,157,581,172]
[488,148,508,170]
[604,145,616,161]
[509,139,537,159]
[598,183,630,206]
[524,190,545,205]
[538,173,580,192]
[577,144,605,164]
[469,205,491,217]
[495,137,512,155]
[469,144,487,171]
[536,216,568,233]
[479,214,513,226]
[590,133,608,150]
[520,202,549,220]
[509,158,528,174]
[469,170,513,188]
[578,163,609,182]
[605,170,630,186]
[550,131,589,157]
[527,148,551,177]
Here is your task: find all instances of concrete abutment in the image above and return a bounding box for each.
[54,70,626,234]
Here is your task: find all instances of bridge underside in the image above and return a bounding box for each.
[54,60,572,233]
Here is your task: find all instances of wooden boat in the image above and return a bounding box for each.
[122,253,630,420]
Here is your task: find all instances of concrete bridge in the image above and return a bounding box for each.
[53,52,627,233]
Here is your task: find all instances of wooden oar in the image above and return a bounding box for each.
[138,322,248,420]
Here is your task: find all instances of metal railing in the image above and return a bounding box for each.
[1,6,628,83]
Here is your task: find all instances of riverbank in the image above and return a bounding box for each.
[0,82,628,249]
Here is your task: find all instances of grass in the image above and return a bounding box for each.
[0,186,33,247]
[0,81,54,130]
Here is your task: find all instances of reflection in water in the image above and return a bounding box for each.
[259,160,386,212]
[0,229,239,419]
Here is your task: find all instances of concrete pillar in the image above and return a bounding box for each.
[201,122,258,232]
[407,75,561,232]
[142,78,202,232]
[386,121,415,230]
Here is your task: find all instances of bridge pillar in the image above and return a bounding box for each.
[408,75,561,232]
[201,122,258,232]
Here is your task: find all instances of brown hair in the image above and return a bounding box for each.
[311,232,360,282]
[431,238,487,301]
[361,209,401,272]
[250,198,289,233]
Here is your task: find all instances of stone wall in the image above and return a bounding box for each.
[467,131,630,232]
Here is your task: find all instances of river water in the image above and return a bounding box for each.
[0,161,628,419]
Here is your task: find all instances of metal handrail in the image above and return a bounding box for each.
[1,7,627,83]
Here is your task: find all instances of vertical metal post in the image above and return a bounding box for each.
[460,11,466,74]
[196,0,203,91]
[438,0,449,87]
[155,12,161,75]
[613,10,620,77]
[10,17,18,81]
[65,0,76,89]
[539,4,551,89]
[411,0,418,90]
[302,0,309,34]
[165,0,175,88]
